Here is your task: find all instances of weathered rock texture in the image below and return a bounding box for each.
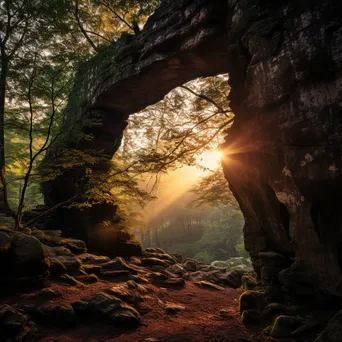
[221,0,342,305]
[43,0,342,304]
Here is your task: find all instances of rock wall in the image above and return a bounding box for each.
[222,0,342,304]
[43,0,342,303]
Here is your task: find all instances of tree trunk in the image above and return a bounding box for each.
[0,55,11,216]
[15,159,33,229]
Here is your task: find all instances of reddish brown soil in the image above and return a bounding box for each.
[33,281,276,342]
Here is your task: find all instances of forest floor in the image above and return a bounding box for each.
[1,228,329,342]
[3,272,331,342]
[35,281,272,342]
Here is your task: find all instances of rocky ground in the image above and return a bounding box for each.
[0,227,340,341]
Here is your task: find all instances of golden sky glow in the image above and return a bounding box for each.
[142,149,223,223]
[196,150,223,170]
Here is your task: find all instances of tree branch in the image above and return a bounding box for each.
[180,85,229,115]
[84,30,112,43]
[164,112,234,161]
[23,194,79,228]
[74,0,98,53]
[99,0,135,32]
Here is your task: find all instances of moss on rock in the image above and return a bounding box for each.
[239,290,266,314]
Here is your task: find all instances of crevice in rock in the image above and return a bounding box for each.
[264,183,292,246]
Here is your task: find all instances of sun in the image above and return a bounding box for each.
[196,150,223,170]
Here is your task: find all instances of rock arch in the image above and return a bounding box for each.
[44,0,342,304]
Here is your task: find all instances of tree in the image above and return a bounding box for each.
[141,181,245,263]
[113,74,234,193]
[1,0,162,229]
[109,73,238,247]
[0,0,74,215]
[10,56,76,228]
[73,0,160,51]
[190,167,239,208]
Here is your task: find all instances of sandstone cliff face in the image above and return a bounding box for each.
[222,0,342,303]
[43,0,342,303]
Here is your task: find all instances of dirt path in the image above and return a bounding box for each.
[37,282,272,342]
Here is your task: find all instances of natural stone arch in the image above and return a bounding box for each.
[43,0,231,242]
[43,0,342,304]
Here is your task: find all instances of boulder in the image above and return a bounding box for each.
[108,305,140,327]
[199,265,216,272]
[165,303,185,314]
[49,258,67,277]
[88,226,142,260]
[168,263,185,276]
[76,273,98,284]
[149,272,168,283]
[239,291,266,314]
[241,275,260,291]
[183,259,199,272]
[194,281,224,291]
[42,244,72,257]
[0,231,12,255]
[71,300,89,315]
[126,280,148,294]
[101,257,138,274]
[144,248,166,254]
[30,229,87,254]
[143,252,177,264]
[59,274,83,287]
[54,255,82,272]
[56,238,87,254]
[0,304,32,341]
[86,292,123,316]
[230,265,254,273]
[106,284,143,304]
[211,257,252,270]
[128,256,142,266]
[314,310,342,342]
[189,270,224,286]
[42,230,62,237]
[130,274,149,284]
[241,309,263,325]
[1,229,50,288]
[43,244,82,274]
[271,315,305,338]
[141,257,172,268]
[35,288,62,301]
[171,253,183,263]
[150,265,175,274]
[82,264,102,275]
[223,270,244,288]
[72,293,140,329]
[126,280,138,289]
[36,304,76,327]
[78,253,110,265]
